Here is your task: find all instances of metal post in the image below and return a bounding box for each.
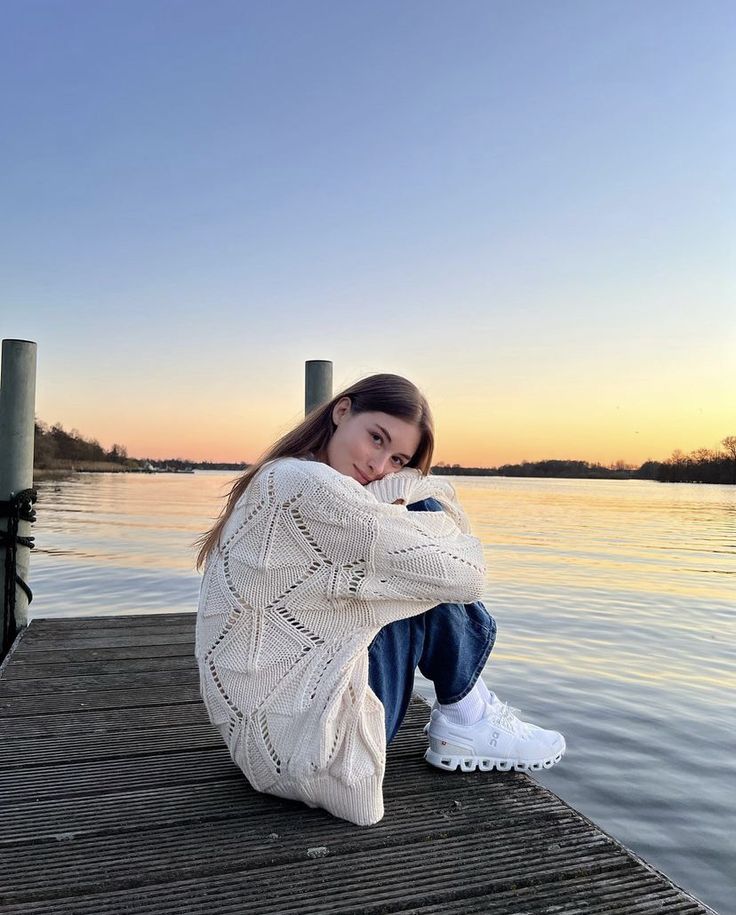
[0,339,37,642]
[305,360,333,416]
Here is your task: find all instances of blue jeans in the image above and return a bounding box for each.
[367,497,497,743]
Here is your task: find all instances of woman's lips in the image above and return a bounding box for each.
[354,466,370,484]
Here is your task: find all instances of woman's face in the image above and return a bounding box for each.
[324,397,422,485]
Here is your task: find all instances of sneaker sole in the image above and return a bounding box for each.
[424,744,565,773]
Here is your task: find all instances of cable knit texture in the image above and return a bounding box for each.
[195,456,486,825]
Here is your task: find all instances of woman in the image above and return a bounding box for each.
[194,373,565,826]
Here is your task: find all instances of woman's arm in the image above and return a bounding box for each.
[365,470,472,534]
[270,459,486,614]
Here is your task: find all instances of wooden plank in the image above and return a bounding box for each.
[25,613,193,631]
[3,656,197,679]
[4,644,195,664]
[28,613,194,632]
[0,683,202,717]
[0,668,198,697]
[0,724,222,770]
[21,616,195,648]
[0,703,209,739]
[19,631,194,649]
[0,748,240,801]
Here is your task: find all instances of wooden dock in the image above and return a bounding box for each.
[0,613,715,914]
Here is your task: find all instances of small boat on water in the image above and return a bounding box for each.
[142,462,195,474]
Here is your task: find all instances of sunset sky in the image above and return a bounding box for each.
[2,1,733,467]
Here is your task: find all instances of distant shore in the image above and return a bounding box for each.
[32,460,735,485]
[33,462,130,481]
[33,460,197,481]
[33,421,736,486]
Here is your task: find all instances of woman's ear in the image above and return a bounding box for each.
[332,396,352,425]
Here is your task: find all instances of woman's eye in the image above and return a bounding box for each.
[371,433,382,445]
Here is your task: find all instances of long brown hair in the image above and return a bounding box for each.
[193,373,435,570]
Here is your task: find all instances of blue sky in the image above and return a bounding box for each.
[2,1,733,464]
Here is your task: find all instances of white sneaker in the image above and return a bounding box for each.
[424,692,566,773]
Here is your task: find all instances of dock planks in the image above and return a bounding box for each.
[0,613,715,914]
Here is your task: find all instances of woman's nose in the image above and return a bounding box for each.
[368,455,387,477]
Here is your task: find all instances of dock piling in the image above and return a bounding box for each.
[0,338,37,656]
[305,360,333,416]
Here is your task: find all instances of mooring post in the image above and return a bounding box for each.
[305,360,333,416]
[0,339,37,655]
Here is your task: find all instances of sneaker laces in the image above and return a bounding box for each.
[484,692,534,738]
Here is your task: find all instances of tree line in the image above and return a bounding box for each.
[34,421,130,467]
[647,437,736,484]
[433,436,736,484]
[33,420,736,484]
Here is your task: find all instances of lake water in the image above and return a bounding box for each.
[27,471,735,913]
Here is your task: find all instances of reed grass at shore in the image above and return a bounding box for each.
[33,461,131,481]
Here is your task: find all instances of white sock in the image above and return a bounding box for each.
[438,681,486,726]
[475,677,492,704]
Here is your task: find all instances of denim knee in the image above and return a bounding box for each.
[408,497,444,513]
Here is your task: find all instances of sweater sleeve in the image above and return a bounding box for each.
[272,460,486,617]
[364,469,472,533]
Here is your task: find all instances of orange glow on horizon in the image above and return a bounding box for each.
[35,355,734,468]
[39,402,734,469]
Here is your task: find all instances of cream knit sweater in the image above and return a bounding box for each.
[195,456,486,825]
